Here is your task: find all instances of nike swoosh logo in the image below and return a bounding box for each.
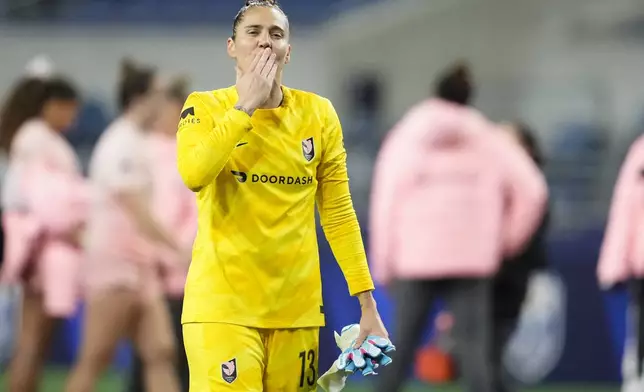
[236,142,248,147]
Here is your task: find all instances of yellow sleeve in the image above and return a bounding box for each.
[176,92,253,191]
[316,99,375,296]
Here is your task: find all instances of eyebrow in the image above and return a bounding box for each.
[245,24,285,33]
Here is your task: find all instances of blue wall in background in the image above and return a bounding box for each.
[48,227,628,383]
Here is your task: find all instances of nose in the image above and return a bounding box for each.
[258,31,272,49]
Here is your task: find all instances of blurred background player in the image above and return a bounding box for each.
[65,59,183,392]
[598,132,644,392]
[177,1,389,390]
[492,121,551,392]
[0,75,87,392]
[126,75,196,392]
[0,70,50,370]
[369,63,548,392]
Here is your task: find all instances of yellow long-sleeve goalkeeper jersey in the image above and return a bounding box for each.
[177,86,374,328]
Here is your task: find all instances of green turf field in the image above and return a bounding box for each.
[0,368,621,391]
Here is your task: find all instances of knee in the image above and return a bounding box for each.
[140,339,177,365]
[9,347,35,367]
[76,344,114,372]
[8,346,39,372]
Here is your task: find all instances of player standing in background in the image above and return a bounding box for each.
[1,76,86,392]
[66,60,183,392]
[126,76,196,392]
[493,121,550,392]
[369,64,547,392]
[177,1,389,390]
[598,133,644,392]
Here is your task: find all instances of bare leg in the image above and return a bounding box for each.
[131,295,180,392]
[7,290,58,392]
[65,289,138,392]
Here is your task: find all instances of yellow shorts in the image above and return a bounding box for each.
[183,323,319,392]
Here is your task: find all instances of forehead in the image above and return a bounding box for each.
[240,6,288,30]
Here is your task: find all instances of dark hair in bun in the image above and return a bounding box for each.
[118,58,156,111]
[434,61,474,106]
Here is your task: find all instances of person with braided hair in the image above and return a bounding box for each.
[178,1,391,391]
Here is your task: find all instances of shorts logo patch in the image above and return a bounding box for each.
[221,358,237,384]
[302,137,315,162]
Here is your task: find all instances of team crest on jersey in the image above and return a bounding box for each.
[221,358,237,384]
[302,137,315,161]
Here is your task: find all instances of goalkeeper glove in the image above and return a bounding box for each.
[337,335,395,376]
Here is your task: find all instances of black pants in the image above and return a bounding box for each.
[492,263,532,392]
[376,278,502,392]
[126,296,189,392]
[624,280,644,384]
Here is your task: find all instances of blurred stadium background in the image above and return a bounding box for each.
[3,0,644,390]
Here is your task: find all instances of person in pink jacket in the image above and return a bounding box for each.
[66,60,182,392]
[126,76,197,392]
[370,64,548,392]
[0,76,87,392]
[597,135,644,391]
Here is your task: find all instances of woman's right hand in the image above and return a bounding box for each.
[235,48,278,115]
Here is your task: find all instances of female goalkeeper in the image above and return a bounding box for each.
[177,1,391,390]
